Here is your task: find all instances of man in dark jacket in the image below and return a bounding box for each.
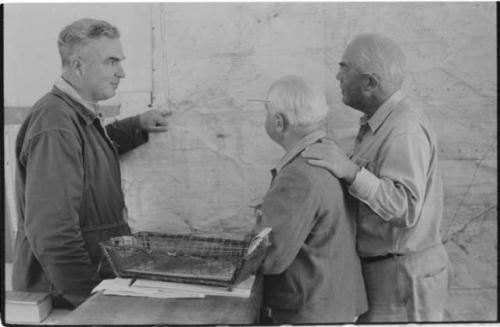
[12,18,171,308]
[251,76,367,324]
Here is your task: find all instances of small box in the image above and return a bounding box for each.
[5,291,53,323]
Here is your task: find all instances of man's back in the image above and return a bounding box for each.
[258,154,367,323]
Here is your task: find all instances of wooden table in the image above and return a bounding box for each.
[59,275,262,325]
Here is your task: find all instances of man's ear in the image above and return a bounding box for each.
[365,74,379,90]
[70,56,83,77]
[274,113,288,133]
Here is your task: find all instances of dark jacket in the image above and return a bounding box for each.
[12,87,148,307]
[254,145,368,323]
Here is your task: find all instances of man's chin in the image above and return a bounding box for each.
[101,90,117,101]
[341,95,350,106]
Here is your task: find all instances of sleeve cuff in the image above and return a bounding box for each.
[348,167,380,201]
[131,114,149,143]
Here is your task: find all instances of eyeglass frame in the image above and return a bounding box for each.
[337,61,372,78]
[247,99,271,110]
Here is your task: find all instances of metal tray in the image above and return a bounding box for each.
[100,229,271,290]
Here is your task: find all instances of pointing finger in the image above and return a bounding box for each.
[159,110,173,117]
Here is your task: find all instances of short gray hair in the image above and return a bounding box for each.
[350,33,406,89]
[266,76,329,127]
[58,18,120,66]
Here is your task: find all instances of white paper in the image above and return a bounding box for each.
[133,275,255,298]
[92,278,204,299]
[92,276,255,299]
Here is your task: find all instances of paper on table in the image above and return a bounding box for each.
[102,289,204,298]
[92,278,204,299]
[92,278,133,293]
[133,275,255,298]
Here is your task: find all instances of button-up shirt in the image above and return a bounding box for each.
[348,90,444,257]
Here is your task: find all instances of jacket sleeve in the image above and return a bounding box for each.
[253,166,319,274]
[105,115,149,155]
[348,130,431,227]
[20,129,100,307]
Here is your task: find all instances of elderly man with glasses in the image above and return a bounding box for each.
[251,75,368,324]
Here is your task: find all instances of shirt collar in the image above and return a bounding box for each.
[361,89,406,131]
[274,129,326,174]
[54,77,100,115]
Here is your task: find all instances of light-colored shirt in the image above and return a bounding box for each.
[348,90,444,257]
[54,77,100,114]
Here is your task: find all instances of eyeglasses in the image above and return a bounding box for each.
[337,62,371,77]
[247,99,271,110]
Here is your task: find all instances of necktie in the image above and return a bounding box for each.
[270,168,277,182]
[353,122,370,155]
[355,123,370,145]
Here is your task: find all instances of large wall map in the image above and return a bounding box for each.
[3,2,495,321]
[119,3,496,320]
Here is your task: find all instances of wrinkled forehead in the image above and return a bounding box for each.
[80,37,125,61]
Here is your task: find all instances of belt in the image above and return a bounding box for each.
[361,253,404,263]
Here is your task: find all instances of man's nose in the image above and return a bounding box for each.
[116,63,126,78]
[336,71,342,81]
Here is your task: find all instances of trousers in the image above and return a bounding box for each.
[357,244,450,322]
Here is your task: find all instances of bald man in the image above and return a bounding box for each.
[302,34,450,322]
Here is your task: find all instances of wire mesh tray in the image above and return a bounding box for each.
[100,228,271,289]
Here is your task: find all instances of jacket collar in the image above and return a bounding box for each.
[362,89,406,132]
[51,83,99,126]
[54,77,100,113]
[274,129,326,174]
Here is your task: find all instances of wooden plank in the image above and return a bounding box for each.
[4,202,14,263]
[4,125,20,262]
[4,105,121,125]
[59,274,262,325]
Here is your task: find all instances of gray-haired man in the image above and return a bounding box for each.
[12,18,170,308]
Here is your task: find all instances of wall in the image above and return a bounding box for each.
[3,2,497,322]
